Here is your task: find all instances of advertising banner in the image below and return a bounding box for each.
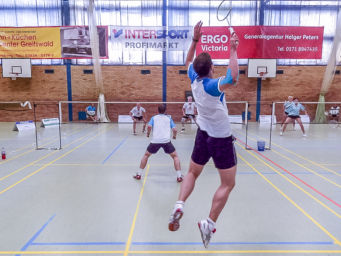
[196,26,324,59]
[0,26,108,59]
[110,26,192,51]
[0,27,61,58]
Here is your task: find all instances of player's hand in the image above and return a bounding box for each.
[230,33,239,50]
[193,21,203,41]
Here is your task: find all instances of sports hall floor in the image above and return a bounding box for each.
[0,121,340,256]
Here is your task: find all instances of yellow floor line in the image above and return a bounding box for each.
[124,165,150,256]
[0,127,83,166]
[0,128,106,196]
[246,130,341,177]
[239,130,341,187]
[0,250,341,254]
[236,148,341,246]
[0,129,94,182]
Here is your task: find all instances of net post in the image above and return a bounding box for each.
[33,103,39,150]
[58,103,62,150]
[59,101,62,125]
[244,102,248,125]
[267,102,275,150]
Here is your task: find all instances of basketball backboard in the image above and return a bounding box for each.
[1,58,31,79]
[247,59,277,78]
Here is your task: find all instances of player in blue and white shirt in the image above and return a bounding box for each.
[281,98,308,136]
[281,96,295,129]
[133,104,183,182]
[169,21,239,248]
[85,104,97,121]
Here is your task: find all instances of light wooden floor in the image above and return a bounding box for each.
[0,122,340,255]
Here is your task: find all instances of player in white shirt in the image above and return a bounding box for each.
[133,104,183,182]
[129,103,147,135]
[181,96,197,132]
[85,104,97,122]
[329,105,340,122]
[168,21,239,248]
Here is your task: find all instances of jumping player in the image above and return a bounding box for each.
[133,104,183,183]
[168,21,239,248]
[129,103,147,135]
[281,97,308,136]
[181,96,197,132]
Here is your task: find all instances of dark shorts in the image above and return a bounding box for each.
[288,115,300,119]
[191,129,237,170]
[183,114,195,119]
[285,112,289,115]
[147,142,176,154]
[133,116,143,121]
[332,114,337,118]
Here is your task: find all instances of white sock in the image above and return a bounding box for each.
[207,217,216,231]
[176,170,182,178]
[137,168,143,175]
[175,200,184,209]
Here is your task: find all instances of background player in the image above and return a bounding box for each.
[281,97,308,136]
[133,104,183,182]
[168,21,239,248]
[85,104,97,121]
[181,96,197,132]
[129,103,147,135]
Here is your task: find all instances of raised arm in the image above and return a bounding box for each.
[219,33,239,91]
[185,21,203,68]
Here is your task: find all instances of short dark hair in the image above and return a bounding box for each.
[158,104,166,114]
[293,97,298,101]
[193,52,213,77]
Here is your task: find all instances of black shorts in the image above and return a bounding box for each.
[288,115,300,119]
[183,114,195,119]
[133,116,143,121]
[147,142,175,154]
[191,129,237,170]
[285,112,289,115]
[332,114,337,118]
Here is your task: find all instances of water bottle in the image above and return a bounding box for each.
[1,147,6,160]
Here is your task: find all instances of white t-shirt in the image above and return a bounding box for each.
[130,106,146,117]
[329,106,340,115]
[148,114,175,144]
[188,63,235,138]
[183,102,196,115]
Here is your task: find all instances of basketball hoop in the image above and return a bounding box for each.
[259,72,267,80]
[10,73,19,80]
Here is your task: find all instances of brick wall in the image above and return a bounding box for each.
[0,65,340,122]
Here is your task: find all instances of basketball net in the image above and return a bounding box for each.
[259,72,266,80]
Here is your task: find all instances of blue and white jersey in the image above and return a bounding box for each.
[284,101,293,112]
[86,106,96,115]
[148,114,175,143]
[288,103,305,116]
[188,63,236,138]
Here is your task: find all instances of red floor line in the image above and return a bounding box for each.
[236,138,341,209]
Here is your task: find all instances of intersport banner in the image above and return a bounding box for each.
[196,26,324,59]
[110,26,192,51]
[0,26,108,59]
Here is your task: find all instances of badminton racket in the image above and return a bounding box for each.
[217,0,238,42]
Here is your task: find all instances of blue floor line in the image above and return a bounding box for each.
[31,242,125,246]
[102,136,128,164]
[16,214,56,256]
[29,241,333,246]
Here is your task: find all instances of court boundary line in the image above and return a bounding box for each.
[0,127,107,196]
[247,129,341,177]
[240,130,341,188]
[0,129,96,182]
[236,146,341,246]
[124,165,150,256]
[1,250,341,254]
[102,136,128,164]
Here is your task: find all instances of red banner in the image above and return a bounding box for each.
[196,26,324,59]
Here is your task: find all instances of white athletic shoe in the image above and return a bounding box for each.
[303,133,307,137]
[280,131,283,136]
[168,204,184,231]
[198,219,216,248]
